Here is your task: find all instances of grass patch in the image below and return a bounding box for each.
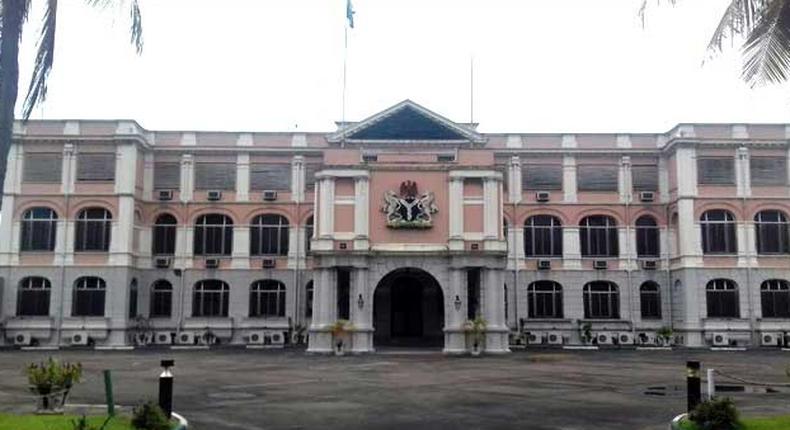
[678,415,790,430]
[0,413,134,430]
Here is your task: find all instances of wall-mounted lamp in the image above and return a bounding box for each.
[357,294,364,309]
[454,295,462,311]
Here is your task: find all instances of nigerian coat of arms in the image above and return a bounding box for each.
[382,180,438,228]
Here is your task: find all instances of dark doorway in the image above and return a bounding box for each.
[373,268,444,347]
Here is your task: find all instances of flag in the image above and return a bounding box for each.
[346,0,355,28]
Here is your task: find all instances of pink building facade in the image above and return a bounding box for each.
[2,100,790,352]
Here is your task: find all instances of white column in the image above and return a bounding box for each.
[318,177,335,238]
[675,147,698,198]
[483,178,499,240]
[291,156,305,203]
[448,177,464,250]
[736,147,751,198]
[563,155,577,203]
[9,220,20,265]
[3,143,22,196]
[179,154,194,202]
[351,268,372,352]
[354,176,369,250]
[138,227,152,261]
[175,225,193,269]
[63,220,76,265]
[287,225,299,266]
[736,221,752,267]
[53,219,69,265]
[236,153,250,202]
[114,144,137,195]
[109,196,135,266]
[563,227,581,269]
[483,269,509,353]
[0,143,21,265]
[142,152,154,201]
[660,227,670,259]
[61,143,76,194]
[658,156,670,203]
[231,226,250,269]
[508,156,522,204]
[307,268,335,353]
[619,156,632,203]
[677,198,701,266]
[444,268,466,354]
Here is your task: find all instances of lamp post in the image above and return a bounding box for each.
[159,359,175,419]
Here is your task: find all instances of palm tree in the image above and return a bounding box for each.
[0,0,143,196]
[643,0,790,87]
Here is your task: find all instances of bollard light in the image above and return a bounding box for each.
[687,361,701,413]
[159,359,175,419]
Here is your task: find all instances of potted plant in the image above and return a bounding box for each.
[329,320,353,355]
[657,326,674,347]
[26,358,82,414]
[464,316,487,356]
[292,324,307,345]
[579,322,593,345]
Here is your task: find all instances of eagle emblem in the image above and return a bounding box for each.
[382,181,438,228]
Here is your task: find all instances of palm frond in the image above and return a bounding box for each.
[707,0,769,54]
[129,0,142,54]
[639,0,677,27]
[741,0,790,86]
[21,0,57,120]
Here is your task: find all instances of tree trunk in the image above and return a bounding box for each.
[0,0,24,202]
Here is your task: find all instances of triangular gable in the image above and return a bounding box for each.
[328,100,485,143]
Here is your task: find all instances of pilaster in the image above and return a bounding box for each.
[563,155,577,203]
[109,196,135,266]
[291,156,305,202]
[61,144,76,194]
[114,144,137,195]
[231,226,250,269]
[179,154,194,202]
[236,153,250,202]
[619,156,632,203]
[142,152,154,201]
[354,176,369,250]
[675,146,698,198]
[448,177,464,250]
[736,147,751,198]
[318,177,335,238]
[677,198,701,266]
[562,227,582,269]
[508,156,522,204]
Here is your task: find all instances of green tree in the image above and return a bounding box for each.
[643,1,790,87]
[0,0,143,195]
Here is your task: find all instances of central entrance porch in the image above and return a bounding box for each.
[373,268,444,348]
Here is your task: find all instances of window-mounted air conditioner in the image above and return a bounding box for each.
[362,154,378,163]
[470,242,480,251]
[14,332,33,346]
[262,258,276,269]
[176,332,195,345]
[641,260,658,270]
[596,332,614,345]
[617,332,634,345]
[761,332,782,347]
[205,258,220,269]
[207,190,222,201]
[537,259,551,270]
[246,331,265,345]
[154,332,173,345]
[639,191,655,202]
[593,260,608,270]
[262,190,278,201]
[712,332,729,346]
[526,332,545,345]
[437,154,456,163]
[70,331,89,346]
[154,257,172,269]
[338,242,348,250]
[546,332,564,345]
[158,190,174,201]
[535,191,551,202]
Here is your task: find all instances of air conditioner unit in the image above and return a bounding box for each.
[154,332,173,345]
[535,191,551,202]
[207,190,222,201]
[596,332,614,345]
[70,331,89,346]
[176,332,195,345]
[265,330,285,346]
[641,260,658,270]
[470,242,480,251]
[639,191,655,202]
[362,154,378,163]
[205,258,220,269]
[593,260,608,270]
[246,331,266,345]
[158,189,174,201]
[525,332,545,345]
[546,331,564,345]
[537,259,551,270]
[437,154,456,163]
[712,332,729,346]
[637,332,657,346]
[262,258,276,269]
[262,190,278,201]
[761,332,782,347]
[14,332,32,346]
[154,257,172,269]
[617,332,634,346]
[508,332,525,346]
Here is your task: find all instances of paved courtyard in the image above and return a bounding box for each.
[1,348,789,429]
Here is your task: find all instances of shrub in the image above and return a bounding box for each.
[26,358,83,411]
[131,400,171,430]
[689,397,740,430]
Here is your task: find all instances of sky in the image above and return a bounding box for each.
[15,0,790,134]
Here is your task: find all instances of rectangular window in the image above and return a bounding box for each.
[194,163,236,190]
[337,268,350,320]
[23,153,62,183]
[77,153,115,182]
[640,290,661,319]
[153,162,181,189]
[304,164,319,190]
[577,165,618,192]
[751,157,788,186]
[698,157,735,185]
[467,268,481,320]
[632,165,659,192]
[522,165,562,190]
[250,164,291,190]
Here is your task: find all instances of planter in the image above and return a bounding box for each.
[470,344,482,357]
[334,342,345,356]
[33,390,69,414]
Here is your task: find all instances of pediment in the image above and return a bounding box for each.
[328,100,485,144]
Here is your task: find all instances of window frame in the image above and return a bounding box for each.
[150,280,173,318]
[192,280,230,317]
[20,207,58,252]
[583,281,620,319]
[635,215,660,258]
[761,279,790,318]
[526,281,563,319]
[193,214,234,256]
[579,215,619,257]
[524,215,563,257]
[249,280,287,318]
[705,279,740,318]
[72,277,106,317]
[755,210,790,255]
[152,213,178,256]
[639,282,662,320]
[17,276,51,316]
[249,214,290,256]
[700,210,737,255]
[74,208,112,252]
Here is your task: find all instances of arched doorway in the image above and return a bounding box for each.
[373,268,444,347]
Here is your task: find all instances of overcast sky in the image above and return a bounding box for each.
[15,0,790,133]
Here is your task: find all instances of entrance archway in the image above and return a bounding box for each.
[373,268,444,347]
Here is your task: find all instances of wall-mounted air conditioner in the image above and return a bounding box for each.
[593,260,608,270]
[205,258,220,269]
[546,332,564,345]
[639,191,655,202]
[154,257,172,269]
[70,331,89,346]
[176,332,195,345]
[14,332,33,346]
[158,190,174,201]
[535,191,551,202]
[154,332,173,345]
[712,332,729,346]
[537,259,551,270]
[207,190,222,201]
[262,258,276,269]
[262,190,278,201]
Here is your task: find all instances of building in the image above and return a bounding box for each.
[1,100,789,352]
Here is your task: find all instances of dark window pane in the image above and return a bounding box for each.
[632,165,659,192]
[24,153,62,183]
[578,165,618,192]
[751,157,787,186]
[77,153,115,182]
[154,162,181,189]
[698,158,735,185]
[522,165,563,190]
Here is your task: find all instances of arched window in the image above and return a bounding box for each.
[583,281,619,319]
[527,281,563,319]
[635,215,660,258]
[249,280,286,317]
[250,214,289,256]
[152,213,177,255]
[72,277,106,317]
[305,280,314,318]
[128,279,138,318]
[17,277,51,316]
[503,218,509,243]
[579,215,618,257]
[504,284,509,321]
[700,210,737,254]
[304,216,314,253]
[20,207,57,251]
[192,280,229,317]
[524,215,563,257]
[755,210,789,254]
[193,214,233,256]
[150,280,173,318]
[75,208,112,252]
[706,279,739,318]
[761,279,790,318]
[639,282,661,319]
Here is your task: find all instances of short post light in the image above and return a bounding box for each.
[159,359,175,419]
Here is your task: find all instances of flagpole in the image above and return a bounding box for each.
[341,2,349,149]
